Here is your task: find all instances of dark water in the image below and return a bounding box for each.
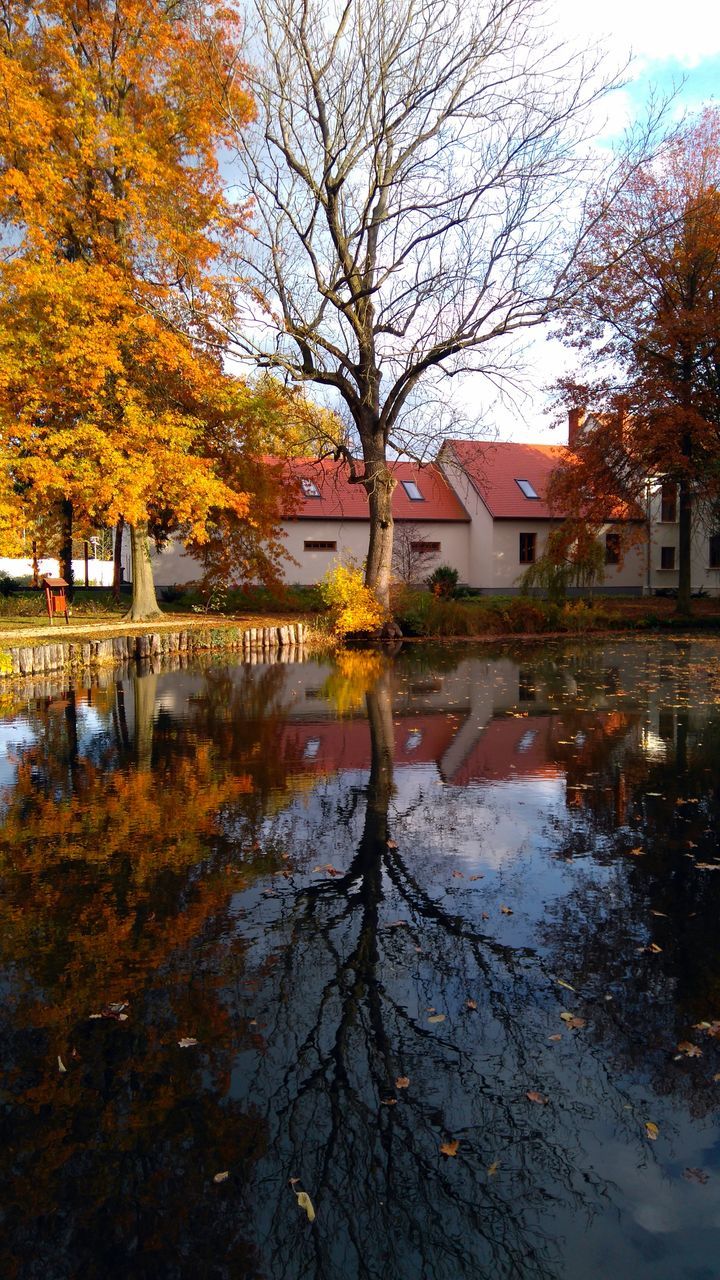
[3,638,720,1280]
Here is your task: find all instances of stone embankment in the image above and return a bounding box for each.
[0,622,309,679]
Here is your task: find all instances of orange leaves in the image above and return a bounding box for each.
[0,1,269,551]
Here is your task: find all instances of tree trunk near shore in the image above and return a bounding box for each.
[124,522,161,621]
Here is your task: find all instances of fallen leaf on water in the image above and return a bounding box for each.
[396,1076,410,1089]
[677,1041,702,1057]
[295,1190,316,1222]
[487,1161,499,1176]
[451,870,464,878]
[469,874,484,881]
[440,1140,459,1157]
[650,910,667,917]
[683,1167,709,1184]
[644,1121,659,1141]
[428,1014,446,1024]
[380,1097,397,1106]
[500,906,513,915]
[178,1037,198,1048]
[466,999,478,1011]
[213,1171,229,1184]
[695,1020,720,1037]
[57,1056,67,1073]
[627,847,645,857]
[526,1091,548,1105]
[482,912,490,920]
[565,1016,586,1030]
[556,980,575,992]
[548,1034,562,1042]
[695,863,720,871]
[559,1011,576,1022]
[386,839,398,849]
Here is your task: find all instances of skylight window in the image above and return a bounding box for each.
[300,477,321,498]
[401,479,424,501]
[515,479,539,499]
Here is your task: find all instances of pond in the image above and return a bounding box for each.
[2,637,720,1280]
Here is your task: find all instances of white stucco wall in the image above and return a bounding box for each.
[0,556,114,586]
[645,487,720,596]
[280,518,470,585]
[490,521,645,594]
[142,519,470,588]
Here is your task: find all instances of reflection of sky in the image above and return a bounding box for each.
[0,717,35,789]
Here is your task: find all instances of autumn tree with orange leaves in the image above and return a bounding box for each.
[0,0,276,618]
[551,109,720,615]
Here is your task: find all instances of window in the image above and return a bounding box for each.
[605,531,621,565]
[515,479,539,499]
[710,534,720,568]
[304,539,337,551]
[519,532,536,564]
[660,545,676,570]
[300,477,321,498]
[401,479,424,501]
[660,482,677,522]
[410,540,441,554]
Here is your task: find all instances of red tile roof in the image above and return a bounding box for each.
[278,456,470,522]
[442,441,566,519]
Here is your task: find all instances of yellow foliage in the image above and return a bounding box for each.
[319,562,386,638]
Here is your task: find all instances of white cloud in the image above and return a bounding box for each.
[550,0,720,70]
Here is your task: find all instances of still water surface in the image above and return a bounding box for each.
[3,638,720,1280]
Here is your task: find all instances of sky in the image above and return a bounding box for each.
[462,0,720,445]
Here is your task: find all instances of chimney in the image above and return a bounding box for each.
[567,407,586,448]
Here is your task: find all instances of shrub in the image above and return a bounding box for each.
[159,583,187,603]
[427,565,459,599]
[319,562,386,638]
[0,572,21,597]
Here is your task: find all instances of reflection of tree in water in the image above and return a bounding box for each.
[540,679,720,1124]
[0,663,304,1280]
[232,668,621,1280]
[4,641,720,1278]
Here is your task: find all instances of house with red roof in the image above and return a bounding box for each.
[144,456,472,587]
[143,424,647,593]
[436,435,646,595]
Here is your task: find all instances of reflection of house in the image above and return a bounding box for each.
[143,414,717,595]
[277,715,459,778]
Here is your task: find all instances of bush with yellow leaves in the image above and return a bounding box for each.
[319,561,386,639]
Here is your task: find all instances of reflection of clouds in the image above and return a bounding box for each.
[395,770,568,869]
[562,1127,720,1278]
[0,718,35,789]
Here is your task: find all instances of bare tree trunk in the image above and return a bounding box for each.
[677,475,693,618]
[112,517,125,603]
[124,521,161,621]
[363,459,396,612]
[59,498,74,600]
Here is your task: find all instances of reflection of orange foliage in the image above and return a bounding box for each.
[0,748,269,1043]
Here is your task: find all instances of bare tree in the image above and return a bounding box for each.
[223,0,646,608]
[392,522,440,584]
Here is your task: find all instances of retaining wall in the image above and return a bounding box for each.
[0,622,308,679]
